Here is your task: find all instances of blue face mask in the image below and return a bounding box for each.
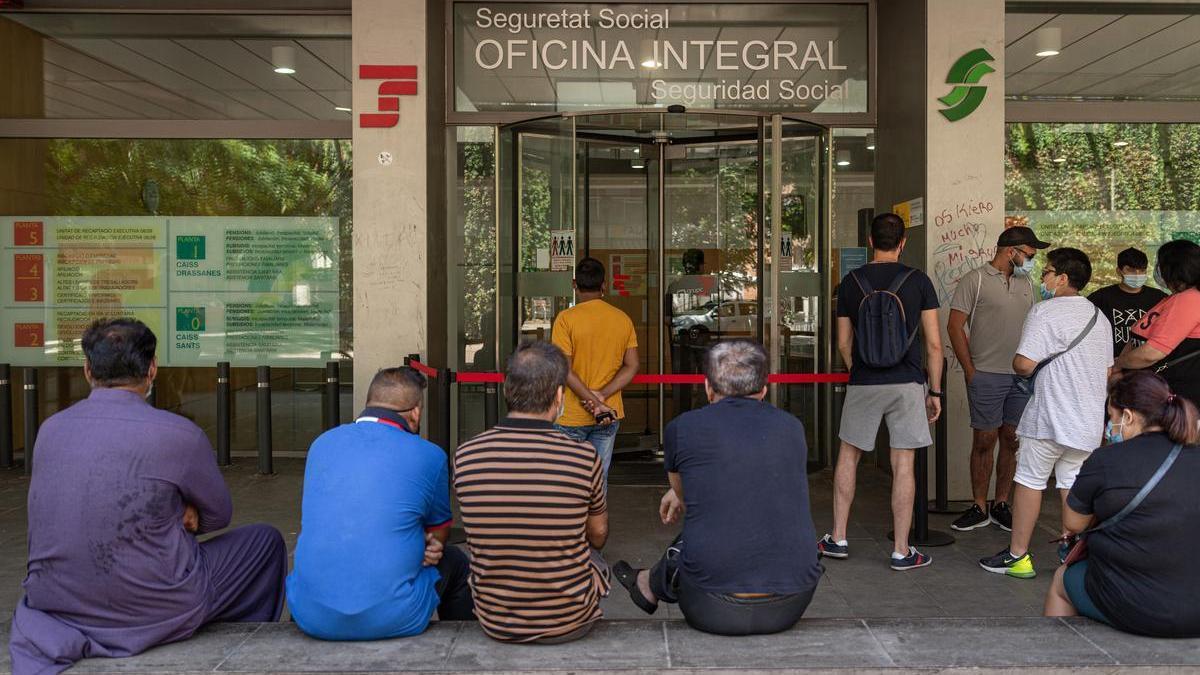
[1013,258,1035,277]
[1039,281,1057,300]
[1123,274,1147,289]
[1104,418,1126,445]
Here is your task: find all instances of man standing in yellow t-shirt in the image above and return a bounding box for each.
[551,257,640,479]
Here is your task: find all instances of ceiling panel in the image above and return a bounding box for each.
[43,81,146,118]
[1028,72,1111,95]
[1006,14,1120,75]
[1006,13,1054,47]
[1018,15,1179,76]
[236,39,349,92]
[1079,74,1172,97]
[1006,72,1067,96]
[106,80,205,118]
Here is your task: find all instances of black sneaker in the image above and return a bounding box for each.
[951,504,991,531]
[817,534,849,559]
[990,502,1013,532]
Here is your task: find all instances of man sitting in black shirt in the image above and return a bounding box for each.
[1087,247,1167,356]
[612,339,822,635]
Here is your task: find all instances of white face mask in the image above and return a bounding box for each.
[1155,267,1169,291]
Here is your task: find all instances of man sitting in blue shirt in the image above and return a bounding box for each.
[612,339,822,635]
[287,367,474,639]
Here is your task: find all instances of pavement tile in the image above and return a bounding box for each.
[72,623,260,672]
[217,622,460,672]
[866,617,1116,667]
[1062,617,1200,666]
[445,620,667,670]
[666,618,893,669]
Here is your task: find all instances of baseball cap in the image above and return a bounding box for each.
[997,226,1050,249]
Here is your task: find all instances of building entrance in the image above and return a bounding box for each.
[496,110,834,479]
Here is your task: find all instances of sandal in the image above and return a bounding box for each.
[612,560,658,615]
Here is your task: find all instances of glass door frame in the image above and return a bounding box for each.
[496,109,832,455]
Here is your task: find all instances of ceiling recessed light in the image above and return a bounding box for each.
[272,45,296,75]
[1035,27,1061,58]
[334,106,352,112]
[836,149,851,167]
[1113,140,1129,148]
[1052,157,1066,163]
[641,58,661,69]
[865,132,876,151]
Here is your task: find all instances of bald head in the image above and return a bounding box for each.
[366,366,426,410]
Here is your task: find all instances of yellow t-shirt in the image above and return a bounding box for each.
[551,298,638,427]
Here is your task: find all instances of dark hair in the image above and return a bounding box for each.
[366,366,426,410]
[1108,370,1199,446]
[81,318,157,387]
[1116,247,1149,270]
[1046,247,1092,291]
[504,341,568,413]
[702,339,769,398]
[575,257,606,292]
[869,213,906,252]
[1155,239,1200,292]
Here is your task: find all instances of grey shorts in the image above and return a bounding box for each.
[966,371,1031,430]
[839,382,933,451]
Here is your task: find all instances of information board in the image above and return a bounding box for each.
[1,217,340,367]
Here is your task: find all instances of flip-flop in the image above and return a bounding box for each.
[612,560,658,615]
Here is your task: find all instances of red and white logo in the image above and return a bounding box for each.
[358,65,417,128]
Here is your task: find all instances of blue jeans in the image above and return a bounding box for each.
[555,421,619,479]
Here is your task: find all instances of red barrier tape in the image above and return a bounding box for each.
[454,372,505,383]
[421,363,848,386]
[408,360,439,378]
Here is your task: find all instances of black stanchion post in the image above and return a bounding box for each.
[934,358,950,511]
[0,364,12,469]
[323,361,340,430]
[256,366,273,475]
[484,382,498,429]
[912,445,954,546]
[439,367,453,454]
[23,367,38,476]
[216,362,231,466]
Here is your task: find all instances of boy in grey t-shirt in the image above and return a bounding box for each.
[979,248,1113,580]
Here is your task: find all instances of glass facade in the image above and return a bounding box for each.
[1005,122,1200,287]
[0,11,354,459]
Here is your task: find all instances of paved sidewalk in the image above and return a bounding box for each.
[4,458,1199,672]
[4,617,1200,673]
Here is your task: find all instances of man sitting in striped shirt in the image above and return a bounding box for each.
[455,341,611,644]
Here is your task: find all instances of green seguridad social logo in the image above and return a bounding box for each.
[938,48,995,122]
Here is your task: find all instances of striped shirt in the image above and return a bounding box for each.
[454,417,609,642]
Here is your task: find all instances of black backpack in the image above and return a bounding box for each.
[851,268,917,369]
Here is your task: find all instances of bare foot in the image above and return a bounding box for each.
[636,569,658,604]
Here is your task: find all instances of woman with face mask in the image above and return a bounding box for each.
[1115,240,1200,406]
[1045,370,1200,636]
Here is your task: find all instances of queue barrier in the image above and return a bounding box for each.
[404,355,953,548]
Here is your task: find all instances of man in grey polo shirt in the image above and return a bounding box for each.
[946,226,1050,532]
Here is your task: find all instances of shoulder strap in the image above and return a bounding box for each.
[1157,347,1200,373]
[851,269,873,295]
[968,269,984,333]
[1064,306,1102,353]
[887,269,916,294]
[1088,443,1183,535]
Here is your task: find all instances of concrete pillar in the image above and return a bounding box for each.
[877,0,1005,499]
[351,0,427,411]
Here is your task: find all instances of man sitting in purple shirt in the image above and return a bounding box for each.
[9,318,287,675]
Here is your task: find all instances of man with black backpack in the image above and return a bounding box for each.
[818,213,943,571]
